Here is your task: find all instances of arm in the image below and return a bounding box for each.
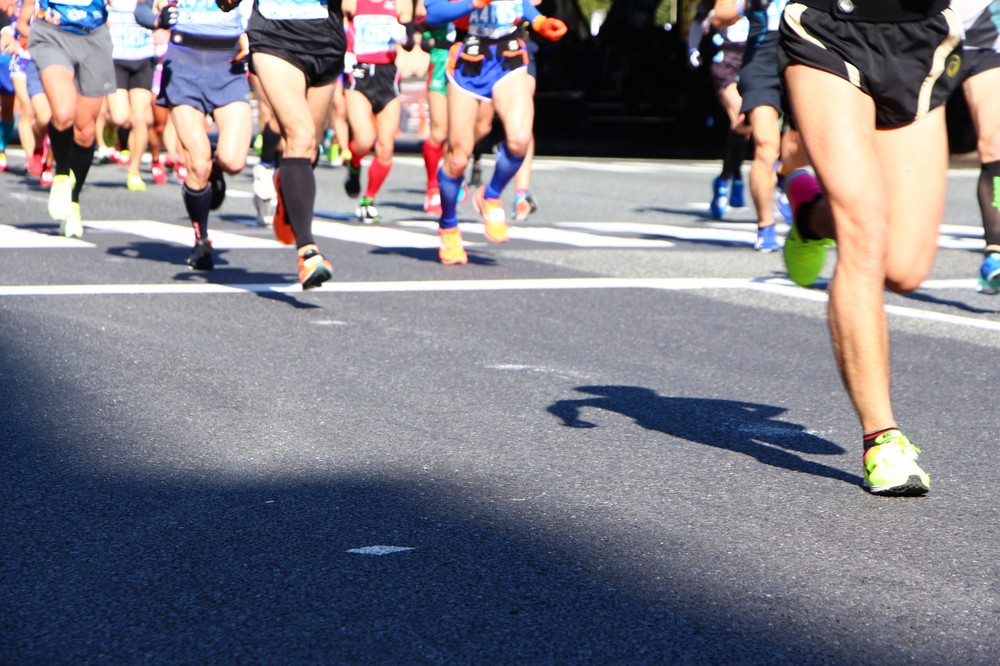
[423,0,475,27]
[15,0,35,38]
[711,0,741,29]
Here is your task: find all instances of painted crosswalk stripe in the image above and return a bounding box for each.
[0,224,93,248]
[311,219,454,248]
[560,221,757,245]
[83,220,284,248]
[398,220,675,248]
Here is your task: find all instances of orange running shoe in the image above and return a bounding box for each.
[298,249,332,289]
[473,185,508,243]
[438,227,468,265]
[271,169,295,245]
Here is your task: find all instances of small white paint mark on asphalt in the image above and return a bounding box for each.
[347,546,415,556]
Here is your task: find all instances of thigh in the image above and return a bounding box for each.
[491,71,533,142]
[251,53,309,135]
[963,67,1000,162]
[212,101,252,172]
[446,81,480,157]
[876,106,949,285]
[345,88,376,144]
[170,104,211,162]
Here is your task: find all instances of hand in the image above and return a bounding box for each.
[531,15,566,41]
[687,48,701,69]
[215,0,242,12]
[156,1,178,29]
[230,32,249,64]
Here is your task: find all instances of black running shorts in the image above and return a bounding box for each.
[345,62,400,115]
[779,2,964,128]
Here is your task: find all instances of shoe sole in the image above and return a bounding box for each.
[864,475,930,497]
[301,264,332,290]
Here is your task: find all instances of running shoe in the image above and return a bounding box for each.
[862,429,930,496]
[0,151,7,172]
[754,224,780,253]
[730,178,745,208]
[344,164,361,198]
[254,194,275,227]
[424,188,442,215]
[356,197,382,224]
[438,227,468,265]
[782,169,830,287]
[60,202,83,238]
[710,176,729,219]
[175,163,188,183]
[27,151,44,177]
[127,174,146,192]
[187,237,214,271]
[327,143,342,165]
[253,132,263,157]
[271,169,295,244]
[469,160,482,187]
[473,186,508,243]
[48,171,75,221]
[116,149,131,167]
[977,252,1000,295]
[209,162,226,210]
[298,249,333,289]
[512,191,538,222]
[252,162,277,201]
[151,161,168,185]
[97,145,117,164]
[776,186,793,223]
[458,183,468,204]
[40,166,54,188]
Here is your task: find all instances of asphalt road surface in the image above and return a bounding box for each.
[2,151,998,664]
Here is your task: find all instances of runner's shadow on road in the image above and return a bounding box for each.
[548,385,861,487]
[900,290,1000,314]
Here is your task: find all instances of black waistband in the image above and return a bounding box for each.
[794,0,950,22]
[170,32,240,51]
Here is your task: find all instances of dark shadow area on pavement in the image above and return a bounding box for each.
[1,314,878,664]
[900,290,1000,315]
[548,385,860,487]
[370,246,498,266]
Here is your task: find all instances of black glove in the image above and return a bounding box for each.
[401,21,416,52]
[156,2,178,29]
[216,0,242,12]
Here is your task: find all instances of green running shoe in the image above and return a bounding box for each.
[783,221,830,287]
[48,171,76,222]
[863,429,930,496]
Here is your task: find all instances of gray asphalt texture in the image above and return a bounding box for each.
[2,153,998,664]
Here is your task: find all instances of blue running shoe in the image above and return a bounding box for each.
[776,187,793,222]
[730,178,745,208]
[754,224,781,253]
[978,252,1000,295]
[710,176,730,219]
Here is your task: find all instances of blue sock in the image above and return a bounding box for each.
[438,166,463,229]
[485,142,524,200]
[0,120,13,152]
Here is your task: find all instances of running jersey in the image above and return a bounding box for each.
[7,0,32,59]
[108,0,155,60]
[742,0,787,42]
[246,0,345,58]
[173,0,250,38]
[38,0,108,34]
[423,0,539,40]
[348,0,403,65]
[951,0,1000,50]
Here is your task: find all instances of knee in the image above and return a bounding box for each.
[503,133,531,157]
[444,151,469,178]
[978,131,1000,164]
[216,152,246,175]
[282,125,316,158]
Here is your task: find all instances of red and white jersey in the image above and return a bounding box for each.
[348,0,405,65]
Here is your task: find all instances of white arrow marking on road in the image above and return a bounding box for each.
[346,546,415,555]
[0,224,93,248]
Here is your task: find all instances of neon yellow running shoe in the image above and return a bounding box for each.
[127,174,146,192]
[48,171,76,221]
[863,430,930,496]
[783,222,830,287]
[60,202,83,238]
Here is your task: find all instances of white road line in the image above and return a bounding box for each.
[2,276,997,332]
[311,219,446,248]
[399,220,675,248]
[560,221,757,245]
[0,224,93,248]
[84,220,284,248]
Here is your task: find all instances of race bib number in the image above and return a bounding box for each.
[258,0,329,21]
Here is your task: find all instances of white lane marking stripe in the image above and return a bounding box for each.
[311,219,446,248]
[84,220,284,249]
[560,221,757,245]
[398,221,675,248]
[0,224,93,248]
[1,276,997,332]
